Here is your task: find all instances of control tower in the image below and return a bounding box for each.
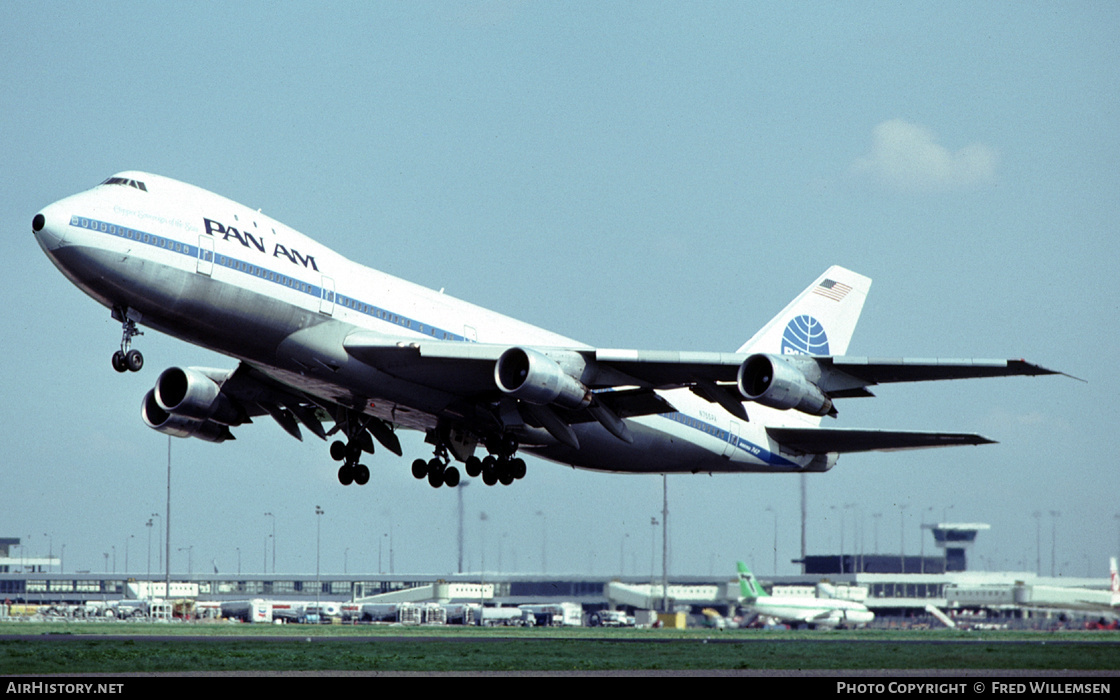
[927,523,990,572]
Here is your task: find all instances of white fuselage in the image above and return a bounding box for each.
[33,172,818,474]
[747,595,875,628]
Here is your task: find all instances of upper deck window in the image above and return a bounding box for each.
[100,177,147,192]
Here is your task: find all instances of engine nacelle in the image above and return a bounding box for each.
[152,367,245,426]
[142,390,234,443]
[800,452,838,472]
[494,347,591,409]
[737,353,833,417]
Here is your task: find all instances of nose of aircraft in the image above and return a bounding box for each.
[32,204,66,251]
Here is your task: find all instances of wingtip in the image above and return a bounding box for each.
[1015,359,1085,383]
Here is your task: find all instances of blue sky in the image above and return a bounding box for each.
[1,2,1116,580]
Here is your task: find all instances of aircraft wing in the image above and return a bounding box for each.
[339,334,678,422]
[816,357,1067,394]
[343,331,1063,400]
[767,427,995,454]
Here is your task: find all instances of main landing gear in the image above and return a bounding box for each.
[410,435,526,489]
[330,415,375,486]
[410,444,461,489]
[327,412,527,490]
[332,439,370,486]
[111,307,143,373]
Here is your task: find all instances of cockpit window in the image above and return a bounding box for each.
[100,177,147,192]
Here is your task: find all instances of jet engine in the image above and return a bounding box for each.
[800,452,838,472]
[150,367,245,425]
[139,367,246,442]
[494,347,591,409]
[142,389,234,443]
[737,354,833,417]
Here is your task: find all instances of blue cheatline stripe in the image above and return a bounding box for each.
[71,215,784,458]
[661,411,798,467]
[69,215,473,342]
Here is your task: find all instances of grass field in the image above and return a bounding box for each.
[1,623,1118,674]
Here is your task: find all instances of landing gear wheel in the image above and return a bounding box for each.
[353,464,370,486]
[511,458,526,480]
[337,464,354,486]
[482,460,498,486]
[112,307,144,373]
[465,456,482,477]
[443,466,460,488]
[411,459,428,480]
[125,349,144,372]
[330,441,347,462]
[427,466,444,488]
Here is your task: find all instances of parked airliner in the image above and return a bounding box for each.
[736,561,875,628]
[32,172,1062,489]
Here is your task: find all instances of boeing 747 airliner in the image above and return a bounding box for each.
[32,172,1062,489]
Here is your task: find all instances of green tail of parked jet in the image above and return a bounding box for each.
[737,561,768,599]
[735,560,875,628]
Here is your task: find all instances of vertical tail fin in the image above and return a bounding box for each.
[736,266,872,357]
[1110,557,1118,597]
[736,561,768,599]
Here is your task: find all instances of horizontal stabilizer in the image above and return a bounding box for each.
[768,427,995,454]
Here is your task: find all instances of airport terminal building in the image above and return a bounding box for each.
[2,525,1113,626]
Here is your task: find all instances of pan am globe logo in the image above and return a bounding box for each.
[781,315,829,356]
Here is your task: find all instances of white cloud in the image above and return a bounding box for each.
[850,119,998,192]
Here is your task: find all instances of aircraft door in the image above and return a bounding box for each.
[319,276,335,315]
[196,235,214,276]
[722,420,740,459]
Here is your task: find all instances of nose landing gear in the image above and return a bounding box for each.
[111,307,144,373]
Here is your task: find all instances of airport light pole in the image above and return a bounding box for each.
[457,480,470,574]
[662,474,669,613]
[535,511,547,574]
[164,437,171,602]
[898,504,908,574]
[151,513,162,574]
[264,512,276,574]
[799,474,807,574]
[831,505,844,574]
[178,546,193,575]
[1032,510,1042,575]
[146,519,153,576]
[920,507,932,574]
[766,506,777,576]
[1049,510,1060,577]
[620,532,629,577]
[479,512,488,574]
[315,505,324,619]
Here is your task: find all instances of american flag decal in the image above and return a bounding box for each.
[813,278,852,301]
